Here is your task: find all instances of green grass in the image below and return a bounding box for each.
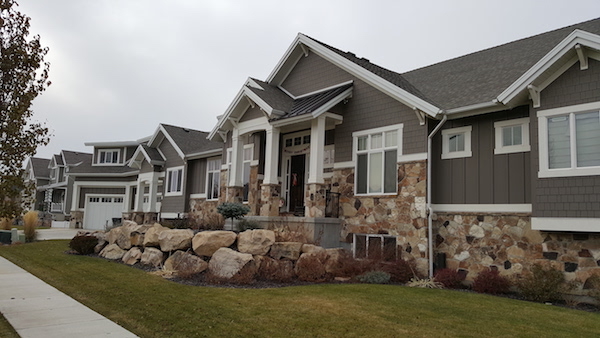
[1,241,599,337]
[0,312,19,338]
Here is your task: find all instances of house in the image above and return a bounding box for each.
[126,124,222,226]
[23,157,51,211]
[205,18,600,280]
[67,138,144,230]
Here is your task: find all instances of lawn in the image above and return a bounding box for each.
[1,240,599,337]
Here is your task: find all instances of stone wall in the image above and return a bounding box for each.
[188,198,221,226]
[433,212,600,284]
[331,160,428,273]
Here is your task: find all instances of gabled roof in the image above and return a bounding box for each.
[128,144,166,170]
[61,150,92,166]
[67,154,139,176]
[160,124,222,158]
[403,17,600,114]
[27,157,50,179]
[51,154,63,167]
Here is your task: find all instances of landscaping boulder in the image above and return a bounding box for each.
[122,247,143,265]
[255,255,295,282]
[164,250,208,276]
[143,223,168,247]
[324,248,351,274]
[140,247,164,267]
[192,231,237,257]
[130,224,152,246]
[237,229,275,255]
[209,247,255,279]
[301,244,326,254]
[159,229,194,252]
[295,251,329,282]
[269,242,303,260]
[99,244,127,260]
[107,226,123,245]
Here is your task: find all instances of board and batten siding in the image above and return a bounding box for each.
[159,138,185,213]
[531,59,600,218]
[431,106,531,205]
[280,52,427,162]
[187,158,207,195]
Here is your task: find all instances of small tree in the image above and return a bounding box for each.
[216,202,250,229]
[0,0,51,219]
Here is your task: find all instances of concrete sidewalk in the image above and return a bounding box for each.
[0,256,138,338]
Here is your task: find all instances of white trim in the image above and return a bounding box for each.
[333,161,354,169]
[532,217,600,232]
[94,148,121,166]
[494,118,531,155]
[537,101,600,178]
[165,166,184,196]
[441,126,472,159]
[432,204,532,213]
[160,212,186,219]
[398,152,427,163]
[189,193,207,199]
[85,141,139,147]
[295,80,354,100]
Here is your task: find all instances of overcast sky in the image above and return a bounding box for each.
[17,0,600,160]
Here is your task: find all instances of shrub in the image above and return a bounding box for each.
[238,219,262,231]
[406,277,443,289]
[516,264,574,302]
[295,253,331,283]
[327,251,372,278]
[356,271,391,284]
[0,218,12,230]
[217,203,250,228]
[69,235,99,255]
[472,269,511,295]
[434,268,465,289]
[199,213,225,231]
[584,273,600,302]
[23,211,38,242]
[378,258,418,283]
[256,258,295,283]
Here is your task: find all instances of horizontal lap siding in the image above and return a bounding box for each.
[432,106,531,204]
[281,52,427,163]
[532,59,600,218]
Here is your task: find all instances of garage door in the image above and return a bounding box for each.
[83,196,124,230]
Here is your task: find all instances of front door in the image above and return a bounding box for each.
[288,154,306,216]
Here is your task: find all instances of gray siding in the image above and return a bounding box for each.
[79,187,125,209]
[140,161,154,174]
[92,147,125,165]
[281,52,427,162]
[240,105,263,122]
[160,139,184,168]
[187,158,207,195]
[431,106,531,204]
[532,59,600,218]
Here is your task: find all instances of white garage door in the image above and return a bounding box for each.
[83,196,124,230]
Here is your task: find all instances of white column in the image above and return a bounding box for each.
[123,184,132,212]
[264,125,280,185]
[148,173,158,212]
[229,129,244,187]
[134,180,145,212]
[308,116,326,184]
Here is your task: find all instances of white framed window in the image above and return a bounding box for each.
[441,126,472,159]
[242,145,253,202]
[166,166,184,195]
[494,118,531,154]
[98,149,120,164]
[353,234,398,262]
[206,157,221,200]
[323,145,335,168]
[538,102,600,178]
[353,124,402,195]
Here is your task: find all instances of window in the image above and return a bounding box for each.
[494,118,530,154]
[441,126,472,159]
[538,102,600,178]
[353,234,397,261]
[206,158,221,200]
[353,124,402,195]
[243,145,253,202]
[98,150,119,164]
[323,145,335,168]
[166,167,183,195]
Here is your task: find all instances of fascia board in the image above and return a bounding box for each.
[311,87,353,118]
[84,140,139,147]
[147,125,164,147]
[266,34,304,84]
[243,87,275,115]
[159,125,186,160]
[498,30,600,104]
[208,84,248,141]
[444,101,505,119]
[69,171,139,178]
[268,34,441,118]
[186,149,222,160]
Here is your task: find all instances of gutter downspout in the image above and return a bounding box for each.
[427,111,447,278]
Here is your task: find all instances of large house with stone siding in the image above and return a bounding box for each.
[202,18,600,281]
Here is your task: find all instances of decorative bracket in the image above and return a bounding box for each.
[575,44,588,70]
[527,84,540,108]
[413,108,426,126]
[217,130,228,143]
[300,43,309,57]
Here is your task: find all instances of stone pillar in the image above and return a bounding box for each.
[69,210,84,229]
[305,183,327,218]
[144,212,158,224]
[132,212,145,225]
[260,184,281,216]
[226,186,244,204]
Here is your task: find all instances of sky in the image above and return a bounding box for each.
[15,0,600,160]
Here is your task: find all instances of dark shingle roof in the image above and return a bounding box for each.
[247,79,294,113]
[62,151,92,166]
[30,157,50,178]
[141,144,164,163]
[68,158,139,175]
[53,154,63,166]
[161,124,222,156]
[403,18,600,110]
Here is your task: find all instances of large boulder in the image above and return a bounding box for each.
[164,251,208,276]
[140,247,164,267]
[192,231,237,257]
[122,247,143,265]
[237,229,275,255]
[159,229,194,252]
[295,251,330,282]
[324,248,351,275]
[301,244,326,254]
[209,247,255,279]
[143,223,169,247]
[255,255,295,282]
[99,244,127,260]
[107,226,123,245]
[269,242,303,260]
[130,224,153,246]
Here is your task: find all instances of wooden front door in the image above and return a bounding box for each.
[288,154,306,215]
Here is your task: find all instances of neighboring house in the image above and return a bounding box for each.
[23,157,51,211]
[67,139,144,230]
[206,18,600,280]
[127,124,222,225]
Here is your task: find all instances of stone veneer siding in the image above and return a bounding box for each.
[433,212,600,283]
[332,160,429,274]
[188,198,221,226]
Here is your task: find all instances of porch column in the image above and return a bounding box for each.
[147,173,158,212]
[264,125,280,185]
[308,116,326,184]
[123,184,132,212]
[228,129,244,203]
[134,180,145,212]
